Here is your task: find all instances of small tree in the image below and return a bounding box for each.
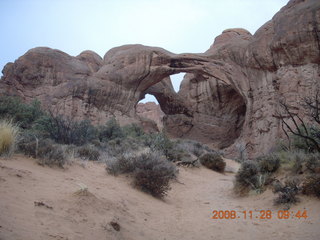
[276,90,320,152]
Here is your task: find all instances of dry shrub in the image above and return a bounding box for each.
[36,139,68,168]
[257,154,280,173]
[199,153,225,172]
[133,152,177,198]
[234,161,259,195]
[273,178,300,208]
[301,174,320,198]
[106,153,137,175]
[77,144,100,161]
[106,151,177,198]
[0,120,19,157]
[18,135,68,168]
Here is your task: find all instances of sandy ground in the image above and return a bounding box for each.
[0,155,319,240]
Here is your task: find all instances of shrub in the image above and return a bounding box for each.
[18,136,68,167]
[305,153,320,173]
[36,139,68,168]
[0,120,19,157]
[106,152,177,198]
[256,154,280,173]
[143,132,182,161]
[98,118,124,142]
[106,137,143,157]
[0,96,43,129]
[106,154,137,175]
[199,153,225,172]
[301,174,320,198]
[17,131,39,157]
[34,115,97,145]
[234,161,259,195]
[132,152,177,198]
[77,144,100,161]
[122,123,144,138]
[273,178,300,208]
[176,139,208,157]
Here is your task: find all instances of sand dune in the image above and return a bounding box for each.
[0,155,319,240]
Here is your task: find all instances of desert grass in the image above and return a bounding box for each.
[0,119,19,157]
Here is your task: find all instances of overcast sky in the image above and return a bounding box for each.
[0,0,288,102]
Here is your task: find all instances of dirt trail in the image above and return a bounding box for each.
[0,156,319,240]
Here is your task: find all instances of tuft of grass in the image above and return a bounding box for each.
[0,120,19,157]
[199,153,226,173]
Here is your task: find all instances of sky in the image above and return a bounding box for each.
[0,0,288,103]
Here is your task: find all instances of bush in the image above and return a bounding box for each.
[0,96,43,129]
[234,161,259,195]
[0,120,19,157]
[176,139,209,157]
[17,131,39,157]
[132,152,177,198]
[301,174,320,198]
[36,139,68,168]
[256,154,280,173]
[106,154,137,175]
[77,144,100,161]
[18,136,68,167]
[305,153,320,173]
[106,137,143,157]
[106,152,177,198]
[34,115,97,146]
[273,178,300,208]
[122,123,144,138]
[199,153,225,172]
[98,118,124,142]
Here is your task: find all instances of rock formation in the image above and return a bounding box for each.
[1,0,319,158]
[136,102,164,130]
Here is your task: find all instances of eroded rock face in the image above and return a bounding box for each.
[1,0,319,157]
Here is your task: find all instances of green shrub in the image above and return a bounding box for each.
[98,118,124,142]
[0,120,19,157]
[122,123,144,138]
[256,154,280,173]
[199,153,225,172]
[273,178,300,208]
[301,174,320,198]
[143,132,180,161]
[77,144,100,161]
[0,96,43,129]
[234,161,259,195]
[34,115,97,146]
[291,125,320,152]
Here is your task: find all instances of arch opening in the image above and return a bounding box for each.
[170,73,186,93]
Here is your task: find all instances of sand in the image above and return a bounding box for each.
[0,155,319,240]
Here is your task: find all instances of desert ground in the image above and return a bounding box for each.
[0,155,319,240]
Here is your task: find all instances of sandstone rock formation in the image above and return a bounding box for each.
[1,0,319,158]
[136,102,164,130]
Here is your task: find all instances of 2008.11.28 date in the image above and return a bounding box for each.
[211,210,308,220]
